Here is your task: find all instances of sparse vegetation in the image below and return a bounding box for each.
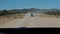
[0,9,27,25]
[0,10,26,16]
[43,11,60,15]
[43,11,60,18]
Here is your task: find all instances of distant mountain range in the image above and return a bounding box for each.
[0,8,60,13]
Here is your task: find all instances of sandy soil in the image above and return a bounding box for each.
[0,13,60,28]
[0,14,25,25]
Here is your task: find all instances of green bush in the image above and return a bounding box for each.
[0,9,28,16]
[0,10,8,16]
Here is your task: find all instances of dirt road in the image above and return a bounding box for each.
[0,12,60,28]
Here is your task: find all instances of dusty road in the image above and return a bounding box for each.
[0,12,60,28]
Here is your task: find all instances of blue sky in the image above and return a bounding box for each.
[0,0,60,9]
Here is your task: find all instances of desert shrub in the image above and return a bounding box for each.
[43,11,60,16]
[0,10,8,16]
[0,10,24,16]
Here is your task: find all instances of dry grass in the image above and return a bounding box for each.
[39,14,60,18]
[0,14,25,25]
